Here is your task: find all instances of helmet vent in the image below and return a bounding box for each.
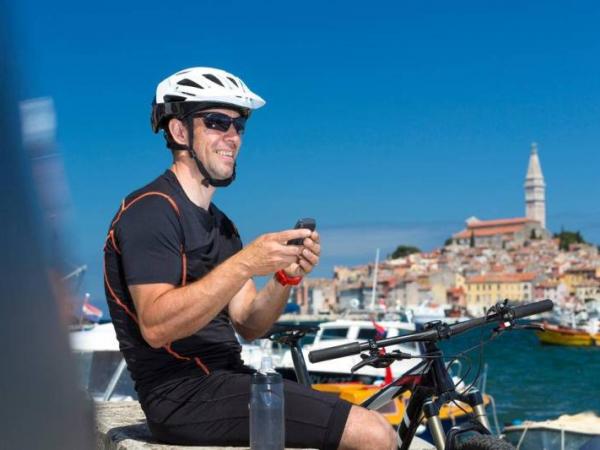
[180,91,196,97]
[178,78,203,89]
[164,94,187,103]
[227,77,239,87]
[203,73,224,87]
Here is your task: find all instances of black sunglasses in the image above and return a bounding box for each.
[194,112,247,135]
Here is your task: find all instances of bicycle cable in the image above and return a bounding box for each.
[460,326,488,394]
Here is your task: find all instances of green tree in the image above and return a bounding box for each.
[553,229,585,251]
[389,245,421,259]
[469,231,475,248]
[444,237,453,246]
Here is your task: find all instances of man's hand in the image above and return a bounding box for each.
[228,229,321,340]
[237,228,314,277]
[282,230,320,277]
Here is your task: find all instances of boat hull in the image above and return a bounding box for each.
[503,412,600,450]
[536,323,600,347]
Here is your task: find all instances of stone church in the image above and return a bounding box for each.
[452,143,550,248]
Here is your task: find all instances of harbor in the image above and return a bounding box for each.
[72,308,600,448]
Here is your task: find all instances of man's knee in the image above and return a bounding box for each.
[338,405,396,450]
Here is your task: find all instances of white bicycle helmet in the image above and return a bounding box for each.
[150,67,265,187]
[151,67,265,133]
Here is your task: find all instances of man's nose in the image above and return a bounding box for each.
[223,124,242,141]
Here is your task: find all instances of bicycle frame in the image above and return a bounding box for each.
[282,331,492,450]
[300,300,553,450]
[358,340,491,450]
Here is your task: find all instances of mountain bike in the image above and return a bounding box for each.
[267,299,553,450]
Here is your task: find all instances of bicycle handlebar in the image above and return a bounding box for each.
[308,299,553,363]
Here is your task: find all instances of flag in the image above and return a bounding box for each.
[82,293,103,323]
[371,318,393,385]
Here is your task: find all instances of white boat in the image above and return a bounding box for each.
[277,319,422,383]
[70,322,134,401]
[70,322,119,352]
[70,319,420,396]
[503,412,600,450]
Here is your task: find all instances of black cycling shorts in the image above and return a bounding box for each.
[140,370,353,450]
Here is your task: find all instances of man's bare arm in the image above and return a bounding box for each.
[129,228,312,348]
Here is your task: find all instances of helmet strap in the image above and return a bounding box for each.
[184,116,236,188]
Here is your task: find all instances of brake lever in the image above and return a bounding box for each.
[351,354,395,372]
[492,320,545,335]
[350,351,413,373]
[351,355,378,373]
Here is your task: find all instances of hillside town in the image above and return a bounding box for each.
[293,144,600,316]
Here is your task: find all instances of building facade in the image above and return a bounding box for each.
[453,217,548,248]
[465,272,536,310]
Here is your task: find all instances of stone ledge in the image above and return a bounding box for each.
[95,401,315,450]
[95,401,435,450]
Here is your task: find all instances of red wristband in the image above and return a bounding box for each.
[274,269,303,286]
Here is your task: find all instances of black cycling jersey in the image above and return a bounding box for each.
[104,170,245,394]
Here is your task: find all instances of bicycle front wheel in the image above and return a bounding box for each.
[454,434,515,450]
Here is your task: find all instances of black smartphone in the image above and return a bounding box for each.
[287,218,316,245]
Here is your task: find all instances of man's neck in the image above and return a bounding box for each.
[170,159,215,210]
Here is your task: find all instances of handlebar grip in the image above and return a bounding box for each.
[448,317,487,337]
[512,299,554,319]
[308,342,361,363]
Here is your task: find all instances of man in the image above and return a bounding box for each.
[104,67,395,450]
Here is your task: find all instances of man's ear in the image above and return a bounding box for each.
[168,118,188,146]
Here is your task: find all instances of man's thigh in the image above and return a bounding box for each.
[142,370,352,450]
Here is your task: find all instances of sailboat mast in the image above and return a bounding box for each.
[370,248,380,310]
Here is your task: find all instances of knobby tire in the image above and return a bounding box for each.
[454,434,515,450]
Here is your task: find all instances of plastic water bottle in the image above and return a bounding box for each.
[250,355,285,450]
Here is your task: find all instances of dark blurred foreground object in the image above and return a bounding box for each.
[0,2,94,449]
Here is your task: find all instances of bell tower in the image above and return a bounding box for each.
[524,142,546,229]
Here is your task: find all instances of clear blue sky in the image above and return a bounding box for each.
[12,1,600,311]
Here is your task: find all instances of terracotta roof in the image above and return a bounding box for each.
[466,272,537,284]
[448,287,465,295]
[468,217,535,228]
[454,225,523,239]
[453,217,539,239]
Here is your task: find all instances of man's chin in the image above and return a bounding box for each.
[210,167,235,181]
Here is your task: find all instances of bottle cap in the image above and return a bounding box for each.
[260,355,274,373]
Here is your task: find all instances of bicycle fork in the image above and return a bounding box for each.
[423,399,446,449]
[443,389,493,450]
[398,388,491,450]
[463,390,491,431]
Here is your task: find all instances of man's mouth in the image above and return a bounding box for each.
[217,150,235,161]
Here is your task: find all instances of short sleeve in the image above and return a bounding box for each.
[116,196,183,286]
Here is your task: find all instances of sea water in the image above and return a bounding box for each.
[439,326,600,425]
